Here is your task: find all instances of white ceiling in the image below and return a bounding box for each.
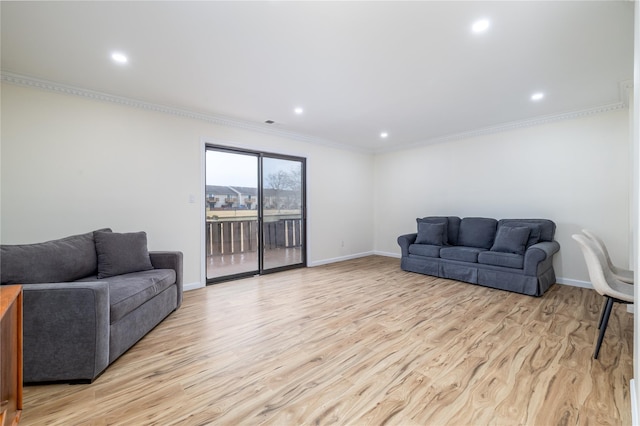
[0,1,635,153]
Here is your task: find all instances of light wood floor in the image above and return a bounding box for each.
[21,256,633,425]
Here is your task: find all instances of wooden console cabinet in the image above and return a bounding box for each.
[0,285,22,425]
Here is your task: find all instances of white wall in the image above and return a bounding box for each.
[0,83,375,286]
[1,82,632,287]
[374,109,630,284]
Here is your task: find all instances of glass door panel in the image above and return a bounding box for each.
[262,156,305,271]
[205,149,259,280]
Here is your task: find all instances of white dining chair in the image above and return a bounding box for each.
[582,229,634,284]
[572,234,634,359]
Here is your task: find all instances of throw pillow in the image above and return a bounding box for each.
[415,222,446,246]
[490,226,531,255]
[503,222,542,248]
[94,231,154,279]
[416,217,449,245]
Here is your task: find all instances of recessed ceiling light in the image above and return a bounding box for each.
[472,19,490,33]
[531,92,545,101]
[380,132,389,138]
[111,52,128,64]
[294,107,304,115]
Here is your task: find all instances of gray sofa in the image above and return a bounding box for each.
[0,229,183,383]
[398,217,560,296]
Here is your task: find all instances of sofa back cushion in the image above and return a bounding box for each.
[416,216,461,245]
[0,229,111,284]
[498,219,556,243]
[457,217,498,249]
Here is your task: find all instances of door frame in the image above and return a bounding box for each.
[260,152,307,275]
[203,142,307,284]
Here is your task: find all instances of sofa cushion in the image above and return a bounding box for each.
[457,217,498,249]
[415,222,446,246]
[444,217,462,246]
[440,246,486,263]
[491,226,530,255]
[95,269,177,323]
[408,244,441,258]
[95,231,154,279]
[416,217,448,244]
[478,251,525,269]
[0,229,111,284]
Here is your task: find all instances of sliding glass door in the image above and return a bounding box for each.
[205,145,306,283]
[262,156,305,270]
[205,149,259,280]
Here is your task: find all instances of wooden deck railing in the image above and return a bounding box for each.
[206,217,303,256]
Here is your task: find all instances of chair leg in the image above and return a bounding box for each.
[594,297,614,359]
[597,298,608,329]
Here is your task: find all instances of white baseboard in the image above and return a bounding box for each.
[556,277,593,289]
[374,250,401,258]
[183,281,205,291]
[308,251,375,267]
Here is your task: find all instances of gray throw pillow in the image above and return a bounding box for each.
[94,231,154,279]
[415,222,446,246]
[490,226,531,255]
[416,217,449,245]
[504,222,542,247]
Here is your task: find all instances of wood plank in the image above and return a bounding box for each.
[20,256,633,425]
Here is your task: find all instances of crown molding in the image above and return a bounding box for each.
[1,71,630,156]
[379,100,628,154]
[0,71,369,154]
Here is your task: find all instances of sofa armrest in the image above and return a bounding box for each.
[21,281,110,383]
[397,233,418,257]
[149,251,183,307]
[523,241,561,276]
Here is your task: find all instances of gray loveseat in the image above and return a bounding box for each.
[397,217,560,296]
[0,229,183,383]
